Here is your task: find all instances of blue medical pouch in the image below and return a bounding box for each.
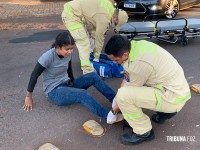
[90,53,124,78]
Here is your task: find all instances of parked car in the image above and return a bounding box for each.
[115,0,200,19]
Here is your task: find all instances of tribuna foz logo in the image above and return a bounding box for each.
[166,136,196,142]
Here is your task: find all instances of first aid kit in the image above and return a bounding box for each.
[90,52,124,78]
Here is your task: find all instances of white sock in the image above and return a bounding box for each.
[107,111,117,124]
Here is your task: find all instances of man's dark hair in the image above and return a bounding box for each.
[51,31,75,48]
[105,35,131,57]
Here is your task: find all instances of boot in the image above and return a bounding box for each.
[123,120,131,130]
[151,112,177,124]
[120,129,155,145]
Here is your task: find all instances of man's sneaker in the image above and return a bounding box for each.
[107,111,124,124]
[151,112,177,124]
[120,129,155,145]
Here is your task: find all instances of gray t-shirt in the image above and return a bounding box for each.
[38,48,71,95]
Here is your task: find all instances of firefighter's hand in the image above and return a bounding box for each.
[23,96,33,111]
[93,58,99,62]
[112,98,120,112]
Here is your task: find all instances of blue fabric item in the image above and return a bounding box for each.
[48,72,116,119]
[90,53,124,78]
[92,61,112,78]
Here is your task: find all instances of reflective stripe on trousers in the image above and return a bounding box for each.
[94,52,100,58]
[154,90,191,111]
[81,60,91,67]
[124,112,144,120]
[174,93,191,104]
[154,90,162,111]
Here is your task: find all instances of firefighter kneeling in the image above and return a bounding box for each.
[105,35,191,145]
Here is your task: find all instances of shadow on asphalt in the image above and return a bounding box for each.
[9,30,64,43]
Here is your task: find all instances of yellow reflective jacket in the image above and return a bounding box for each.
[123,40,191,104]
[63,0,115,54]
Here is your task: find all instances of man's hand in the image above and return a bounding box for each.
[23,95,33,111]
[112,98,120,112]
[93,58,99,62]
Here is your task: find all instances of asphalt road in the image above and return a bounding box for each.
[0,5,200,150]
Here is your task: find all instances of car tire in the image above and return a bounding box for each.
[164,0,179,19]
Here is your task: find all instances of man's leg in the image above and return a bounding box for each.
[73,72,116,103]
[72,29,95,74]
[116,86,185,145]
[150,98,185,123]
[48,85,109,119]
[117,86,156,135]
[62,11,94,74]
[116,86,157,145]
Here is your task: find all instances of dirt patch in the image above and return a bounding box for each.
[0,0,65,5]
[0,23,66,30]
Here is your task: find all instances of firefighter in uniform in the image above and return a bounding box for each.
[61,0,128,74]
[105,35,191,145]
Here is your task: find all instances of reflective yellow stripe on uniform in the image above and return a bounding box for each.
[94,52,100,57]
[129,40,137,61]
[129,40,158,61]
[147,43,158,54]
[68,23,82,31]
[138,40,146,55]
[156,84,164,92]
[81,60,91,67]
[174,93,191,104]
[100,0,115,18]
[64,3,73,17]
[129,41,134,61]
[124,112,144,120]
[133,41,139,61]
[155,90,190,108]
[154,90,162,111]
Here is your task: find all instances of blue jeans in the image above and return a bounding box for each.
[48,72,116,119]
